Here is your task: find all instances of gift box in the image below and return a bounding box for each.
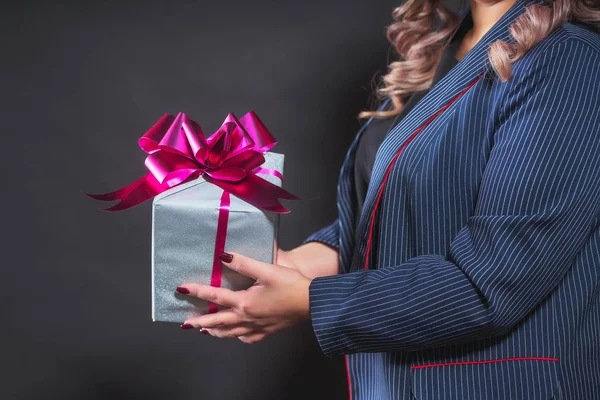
[151,152,284,323]
[84,111,299,324]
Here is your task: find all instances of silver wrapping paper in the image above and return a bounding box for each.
[151,152,283,323]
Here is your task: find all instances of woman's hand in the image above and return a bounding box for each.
[176,252,312,344]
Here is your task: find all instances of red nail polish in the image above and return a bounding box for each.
[200,329,209,335]
[176,286,190,294]
[181,324,194,330]
[218,252,233,263]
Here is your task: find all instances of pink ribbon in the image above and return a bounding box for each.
[208,190,231,314]
[83,111,299,214]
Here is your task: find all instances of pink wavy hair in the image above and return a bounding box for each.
[358,0,600,119]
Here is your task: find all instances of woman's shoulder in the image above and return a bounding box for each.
[560,20,600,51]
[501,21,599,93]
[495,21,599,126]
[515,21,600,69]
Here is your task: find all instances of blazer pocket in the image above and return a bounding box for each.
[410,357,559,400]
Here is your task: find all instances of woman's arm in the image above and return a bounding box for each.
[277,218,340,278]
[278,242,339,279]
[308,39,600,356]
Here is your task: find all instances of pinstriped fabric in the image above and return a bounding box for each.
[303,218,340,251]
[303,0,600,398]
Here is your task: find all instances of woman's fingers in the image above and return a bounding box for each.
[176,252,308,342]
[177,283,241,308]
[183,308,243,329]
[221,252,274,283]
[209,325,257,339]
[183,310,268,340]
[237,333,266,344]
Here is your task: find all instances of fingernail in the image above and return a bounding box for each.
[218,252,233,263]
[200,329,209,335]
[176,286,190,294]
[180,324,194,330]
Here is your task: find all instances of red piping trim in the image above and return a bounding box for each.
[363,73,484,271]
[412,357,559,370]
[344,354,352,400]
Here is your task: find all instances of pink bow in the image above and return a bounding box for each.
[84,111,299,213]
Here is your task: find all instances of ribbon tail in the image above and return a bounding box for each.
[82,173,148,201]
[205,173,300,214]
[84,173,164,212]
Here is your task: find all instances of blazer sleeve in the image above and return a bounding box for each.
[302,218,340,250]
[308,39,600,357]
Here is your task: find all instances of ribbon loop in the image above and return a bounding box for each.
[84,111,298,213]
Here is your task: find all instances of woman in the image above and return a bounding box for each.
[176,0,600,398]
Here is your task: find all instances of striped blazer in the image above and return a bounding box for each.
[302,0,600,399]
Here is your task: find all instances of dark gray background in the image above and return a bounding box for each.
[2,1,457,399]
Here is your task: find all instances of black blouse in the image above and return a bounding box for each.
[353,37,464,218]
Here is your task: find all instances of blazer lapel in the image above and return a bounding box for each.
[336,98,392,271]
[354,0,542,268]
